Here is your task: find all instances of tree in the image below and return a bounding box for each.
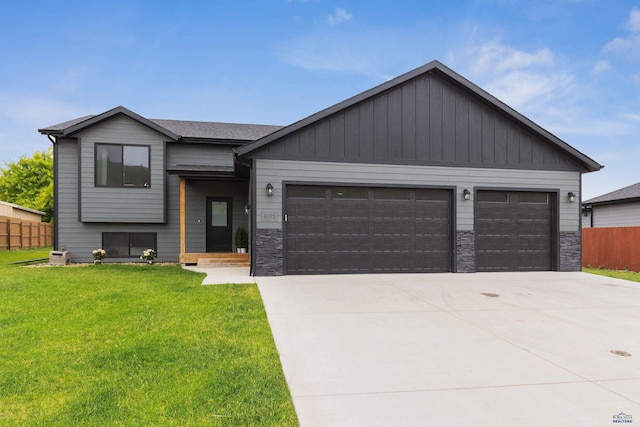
[0,149,53,222]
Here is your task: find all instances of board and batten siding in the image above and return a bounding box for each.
[254,159,581,232]
[253,71,584,172]
[591,202,640,228]
[166,144,234,170]
[77,114,166,223]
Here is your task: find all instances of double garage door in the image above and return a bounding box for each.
[285,185,554,274]
[285,185,452,274]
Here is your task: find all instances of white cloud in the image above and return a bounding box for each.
[603,8,640,59]
[622,112,640,121]
[592,60,610,76]
[459,41,569,111]
[327,8,352,26]
[483,69,573,111]
[472,42,554,75]
[627,8,640,32]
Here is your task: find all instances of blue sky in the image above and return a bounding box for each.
[1,0,638,199]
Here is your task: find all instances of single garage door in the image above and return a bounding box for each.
[285,185,452,274]
[476,190,554,271]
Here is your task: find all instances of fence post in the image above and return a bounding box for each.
[0,218,7,250]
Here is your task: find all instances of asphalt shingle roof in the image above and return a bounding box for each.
[149,119,282,141]
[583,182,640,205]
[39,109,282,142]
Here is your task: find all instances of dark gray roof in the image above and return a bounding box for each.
[583,182,640,205]
[150,119,282,141]
[237,60,603,173]
[38,115,96,132]
[39,106,282,142]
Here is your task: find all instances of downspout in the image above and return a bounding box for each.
[47,134,59,250]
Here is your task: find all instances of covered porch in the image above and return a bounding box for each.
[175,172,251,267]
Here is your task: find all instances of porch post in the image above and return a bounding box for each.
[180,177,186,256]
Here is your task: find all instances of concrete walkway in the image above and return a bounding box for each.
[182,266,254,285]
[256,272,640,426]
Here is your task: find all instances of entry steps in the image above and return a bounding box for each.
[195,253,249,268]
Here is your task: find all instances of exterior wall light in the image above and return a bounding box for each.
[463,189,471,200]
[266,183,274,196]
[568,192,576,203]
[244,204,250,215]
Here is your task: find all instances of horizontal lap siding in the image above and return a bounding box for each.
[255,159,580,232]
[56,139,180,262]
[78,115,166,223]
[167,144,233,169]
[591,203,640,227]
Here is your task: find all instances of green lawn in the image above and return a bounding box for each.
[0,261,297,426]
[584,267,640,283]
[0,247,52,264]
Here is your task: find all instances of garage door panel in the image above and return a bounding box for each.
[371,253,412,272]
[286,185,452,274]
[476,191,553,272]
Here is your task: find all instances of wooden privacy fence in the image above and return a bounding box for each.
[0,216,53,250]
[582,226,640,271]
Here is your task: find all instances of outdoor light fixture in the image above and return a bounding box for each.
[463,189,471,200]
[266,183,274,196]
[244,204,250,215]
[568,192,576,203]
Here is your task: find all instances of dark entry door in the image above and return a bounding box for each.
[206,197,232,252]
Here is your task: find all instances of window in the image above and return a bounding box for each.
[478,191,509,203]
[96,144,150,188]
[287,185,326,199]
[103,232,157,258]
[332,187,368,200]
[518,192,549,204]
[375,188,410,200]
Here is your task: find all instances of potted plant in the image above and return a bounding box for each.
[140,248,157,264]
[92,248,106,264]
[235,227,248,253]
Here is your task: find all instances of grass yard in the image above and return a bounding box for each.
[0,247,52,264]
[0,260,297,426]
[584,267,640,283]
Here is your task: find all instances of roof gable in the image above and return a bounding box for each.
[237,61,602,173]
[39,107,281,143]
[40,106,179,140]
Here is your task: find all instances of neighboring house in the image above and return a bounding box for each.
[582,182,640,228]
[39,60,602,274]
[0,201,46,222]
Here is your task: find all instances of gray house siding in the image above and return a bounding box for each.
[76,114,167,223]
[252,159,582,275]
[251,72,584,172]
[184,180,249,253]
[589,202,640,227]
[167,144,234,170]
[55,140,180,263]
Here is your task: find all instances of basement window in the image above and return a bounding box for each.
[102,232,157,258]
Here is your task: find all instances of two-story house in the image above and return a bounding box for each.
[39,61,602,275]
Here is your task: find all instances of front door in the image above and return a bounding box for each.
[206,197,232,252]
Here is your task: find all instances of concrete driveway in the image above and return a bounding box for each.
[256,272,640,426]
